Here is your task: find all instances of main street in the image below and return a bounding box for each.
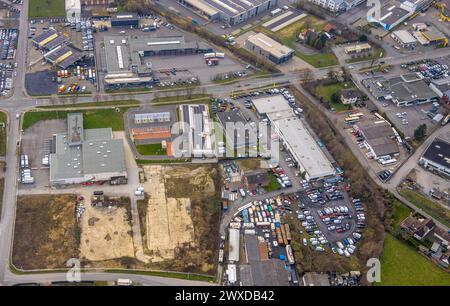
[0,0,449,285]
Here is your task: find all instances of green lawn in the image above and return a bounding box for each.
[136,143,167,156]
[0,112,7,156]
[295,51,339,68]
[29,0,65,18]
[346,47,385,64]
[23,108,130,131]
[315,82,355,111]
[377,234,450,286]
[391,200,412,230]
[266,173,281,192]
[400,189,450,228]
[270,16,339,68]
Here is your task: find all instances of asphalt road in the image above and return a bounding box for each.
[0,1,449,285]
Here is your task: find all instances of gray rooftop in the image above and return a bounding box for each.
[272,116,336,179]
[252,95,292,115]
[377,5,411,28]
[50,114,126,182]
[390,79,438,103]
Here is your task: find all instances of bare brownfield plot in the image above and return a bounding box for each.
[12,194,79,270]
[138,165,221,274]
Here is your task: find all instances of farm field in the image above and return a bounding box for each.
[377,234,450,286]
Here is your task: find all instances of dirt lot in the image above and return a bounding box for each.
[79,195,134,262]
[139,164,220,274]
[409,168,450,195]
[12,194,79,270]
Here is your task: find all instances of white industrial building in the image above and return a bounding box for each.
[228,228,240,262]
[252,95,336,181]
[178,0,278,25]
[66,0,81,22]
[308,0,365,13]
[419,138,450,177]
[179,104,216,158]
[391,30,417,48]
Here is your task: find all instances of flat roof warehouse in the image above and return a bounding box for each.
[246,32,294,59]
[252,95,335,180]
[103,35,212,78]
[50,113,127,186]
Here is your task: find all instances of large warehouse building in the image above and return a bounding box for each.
[49,113,127,186]
[178,0,278,25]
[179,104,216,158]
[103,35,212,87]
[245,32,294,64]
[252,95,336,181]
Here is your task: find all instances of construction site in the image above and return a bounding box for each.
[137,164,221,274]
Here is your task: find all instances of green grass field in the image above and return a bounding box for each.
[400,189,450,228]
[346,47,385,64]
[315,82,355,111]
[136,143,167,156]
[23,108,130,131]
[271,16,339,68]
[391,200,412,230]
[29,0,65,18]
[0,112,7,156]
[377,234,450,286]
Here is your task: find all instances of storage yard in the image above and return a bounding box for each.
[223,177,364,285]
[26,20,98,95]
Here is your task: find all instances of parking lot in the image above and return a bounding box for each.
[0,28,18,97]
[19,119,67,190]
[383,103,441,138]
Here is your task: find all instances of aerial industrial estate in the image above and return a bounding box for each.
[0,0,448,291]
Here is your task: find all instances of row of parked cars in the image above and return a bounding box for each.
[0,62,14,96]
[332,199,364,257]
[318,205,352,233]
[271,165,293,188]
[1,29,18,60]
[298,206,329,252]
